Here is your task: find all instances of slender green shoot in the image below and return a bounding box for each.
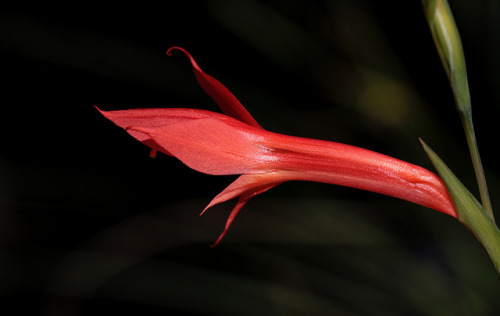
[422,0,493,219]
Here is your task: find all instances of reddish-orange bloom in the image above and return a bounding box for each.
[97,47,457,245]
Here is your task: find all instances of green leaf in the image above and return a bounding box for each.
[421,139,500,276]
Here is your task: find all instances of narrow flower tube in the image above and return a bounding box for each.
[97,47,457,245]
[97,107,457,245]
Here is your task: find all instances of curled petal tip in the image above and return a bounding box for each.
[166,46,203,74]
[209,239,222,248]
[166,47,174,56]
[167,46,190,58]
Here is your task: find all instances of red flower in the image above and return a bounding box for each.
[97,47,457,245]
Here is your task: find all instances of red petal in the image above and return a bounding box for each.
[96,106,251,160]
[201,173,282,246]
[202,173,281,212]
[209,196,247,247]
[126,116,270,175]
[167,47,263,129]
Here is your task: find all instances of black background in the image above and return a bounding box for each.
[1,1,500,315]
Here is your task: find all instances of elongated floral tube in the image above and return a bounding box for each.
[97,47,456,245]
[97,107,457,244]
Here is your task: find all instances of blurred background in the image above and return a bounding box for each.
[1,1,500,315]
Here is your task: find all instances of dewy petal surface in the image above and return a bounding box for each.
[167,47,263,129]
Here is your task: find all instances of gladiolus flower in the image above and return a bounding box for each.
[97,47,457,245]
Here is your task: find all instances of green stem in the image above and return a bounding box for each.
[460,114,494,219]
[422,0,494,219]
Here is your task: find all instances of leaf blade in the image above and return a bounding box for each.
[421,139,500,276]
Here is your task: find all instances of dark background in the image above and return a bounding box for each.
[1,1,500,315]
